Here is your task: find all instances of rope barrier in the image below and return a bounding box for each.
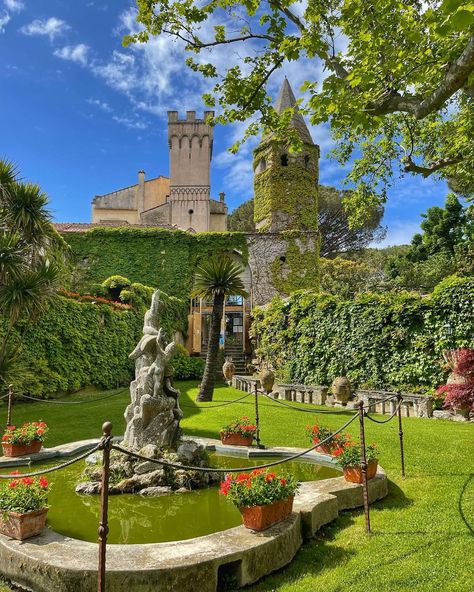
[112,412,359,474]
[0,444,101,479]
[17,388,129,405]
[180,391,252,409]
[365,400,403,424]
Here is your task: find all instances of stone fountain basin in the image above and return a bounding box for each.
[0,438,388,592]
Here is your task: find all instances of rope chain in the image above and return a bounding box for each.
[111,412,359,474]
[180,391,252,409]
[0,444,101,479]
[365,399,403,424]
[16,388,128,405]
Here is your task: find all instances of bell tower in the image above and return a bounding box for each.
[253,79,319,232]
[168,110,214,232]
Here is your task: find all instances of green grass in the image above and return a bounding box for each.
[1,382,473,592]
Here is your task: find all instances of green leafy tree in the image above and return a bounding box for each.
[191,256,248,401]
[127,0,474,225]
[228,186,385,255]
[0,161,70,392]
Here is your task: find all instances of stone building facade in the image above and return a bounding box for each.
[91,111,227,233]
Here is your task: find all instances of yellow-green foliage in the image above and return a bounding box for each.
[253,141,319,232]
[270,235,320,294]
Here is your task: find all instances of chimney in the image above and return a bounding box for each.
[219,191,225,203]
[137,170,145,214]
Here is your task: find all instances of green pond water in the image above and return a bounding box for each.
[3,454,339,544]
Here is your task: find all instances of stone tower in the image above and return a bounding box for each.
[253,79,319,232]
[168,110,214,232]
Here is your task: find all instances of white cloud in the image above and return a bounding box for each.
[0,11,10,32]
[112,115,147,130]
[54,44,89,66]
[21,17,70,41]
[86,98,112,112]
[3,0,23,13]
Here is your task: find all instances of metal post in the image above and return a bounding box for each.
[98,421,113,592]
[357,401,371,534]
[397,393,405,478]
[254,383,264,449]
[6,385,13,428]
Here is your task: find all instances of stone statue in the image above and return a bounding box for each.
[124,291,183,450]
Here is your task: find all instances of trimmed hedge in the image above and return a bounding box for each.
[2,289,187,397]
[65,227,249,301]
[251,275,474,391]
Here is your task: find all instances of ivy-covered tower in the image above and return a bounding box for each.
[253,78,319,232]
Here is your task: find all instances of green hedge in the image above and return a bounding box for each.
[251,275,474,391]
[2,290,187,397]
[66,228,249,301]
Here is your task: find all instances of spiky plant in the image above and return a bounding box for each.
[0,160,69,393]
[192,256,248,401]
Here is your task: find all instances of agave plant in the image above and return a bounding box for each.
[0,160,70,393]
[192,256,248,401]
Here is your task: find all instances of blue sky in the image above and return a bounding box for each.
[0,0,448,246]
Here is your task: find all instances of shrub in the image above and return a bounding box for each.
[101,275,132,300]
[172,345,205,380]
[437,348,474,412]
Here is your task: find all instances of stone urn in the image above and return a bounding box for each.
[259,368,275,394]
[332,376,351,406]
[222,357,236,384]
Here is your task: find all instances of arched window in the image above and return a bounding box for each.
[280,154,288,166]
[257,157,267,173]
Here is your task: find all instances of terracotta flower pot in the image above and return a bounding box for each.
[315,444,332,455]
[2,440,42,458]
[220,432,254,446]
[0,508,48,540]
[343,460,378,484]
[240,496,294,531]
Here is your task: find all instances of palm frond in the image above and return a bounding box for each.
[0,232,26,282]
[191,256,248,300]
[0,160,18,202]
[0,261,60,323]
[3,182,52,245]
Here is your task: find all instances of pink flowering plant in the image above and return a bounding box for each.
[331,442,378,469]
[219,469,298,508]
[2,422,49,446]
[0,473,49,513]
[221,416,257,438]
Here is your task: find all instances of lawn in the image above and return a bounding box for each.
[1,381,473,592]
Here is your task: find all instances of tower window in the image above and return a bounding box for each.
[188,209,194,215]
[257,157,267,173]
[280,154,288,167]
[304,155,310,169]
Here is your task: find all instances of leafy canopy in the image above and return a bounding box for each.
[192,256,248,300]
[128,0,474,225]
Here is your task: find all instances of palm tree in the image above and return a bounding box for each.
[192,256,248,402]
[0,160,70,392]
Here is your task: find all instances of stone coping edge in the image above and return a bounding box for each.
[0,438,389,592]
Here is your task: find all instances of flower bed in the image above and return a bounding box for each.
[57,289,132,310]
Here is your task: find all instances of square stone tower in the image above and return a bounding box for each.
[168,110,214,232]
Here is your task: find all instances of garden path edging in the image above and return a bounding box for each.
[0,439,388,592]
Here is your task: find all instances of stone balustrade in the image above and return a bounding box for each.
[232,376,434,418]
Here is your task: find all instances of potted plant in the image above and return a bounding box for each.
[219,469,299,531]
[332,442,379,484]
[0,473,49,540]
[305,424,349,454]
[437,348,474,418]
[2,422,49,457]
[220,417,256,446]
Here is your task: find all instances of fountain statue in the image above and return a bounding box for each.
[124,291,183,450]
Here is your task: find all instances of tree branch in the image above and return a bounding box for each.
[403,155,463,177]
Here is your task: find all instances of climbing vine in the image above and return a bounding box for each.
[269,234,320,294]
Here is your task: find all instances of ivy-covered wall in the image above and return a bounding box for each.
[65,227,249,301]
[253,141,319,233]
[2,291,187,397]
[251,275,474,392]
